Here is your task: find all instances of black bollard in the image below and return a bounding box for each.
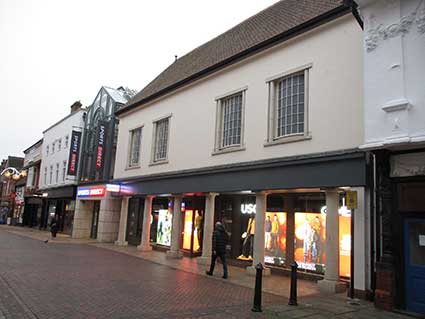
[251,263,263,312]
[288,261,298,306]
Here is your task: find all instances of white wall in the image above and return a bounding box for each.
[23,142,42,167]
[359,0,425,149]
[115,15,364,179]
[40,110,85,189]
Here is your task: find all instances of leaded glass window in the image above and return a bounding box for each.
[153,118,169,162]
[221,93,242,147]
[129,127,142,167]
[276,71,305,137]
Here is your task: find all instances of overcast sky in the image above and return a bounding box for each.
[0,0,280,160]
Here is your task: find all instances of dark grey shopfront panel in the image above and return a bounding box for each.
[120,153,367,196]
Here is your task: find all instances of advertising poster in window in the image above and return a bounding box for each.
[294,212,326,273]
[264,212,287,266]
[339,209,351,277]
[156,209,172,246]
[294,210,352,276]
[182,210,201,251]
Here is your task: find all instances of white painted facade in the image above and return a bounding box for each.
[358,0,425,149]
[114,15,364,179]
[110,13,373,295]
[23,140,42,190]
[40,110,85,190]
[23,142,42,168]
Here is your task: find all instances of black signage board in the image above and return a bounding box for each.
[95,121,108,172]
[67,130,82,176]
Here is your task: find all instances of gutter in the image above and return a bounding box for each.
[348,0,364,29]
[116,2,355,117]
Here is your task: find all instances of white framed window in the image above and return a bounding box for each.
[128,127,142,168]
[151,116,170,163]
[266,65,311,145]
[55,163,59,183]
[62,161,66,182]
[46,145,49,156]
[58,138,62,150]
[52,142,55,153]
[49,165,53,184]
[44,167,47,185]
[213,89,246,154]
[65,135,69,148]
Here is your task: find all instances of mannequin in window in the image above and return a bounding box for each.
[238,216,255,260]
[271,214,280,253]
[195,211,204,252]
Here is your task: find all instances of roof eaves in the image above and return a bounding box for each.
[23,139,43,154]
[116,2,352,117]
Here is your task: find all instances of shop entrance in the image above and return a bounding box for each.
[126,197,144,246]
[404,218,425,314]
[90,201,100,239]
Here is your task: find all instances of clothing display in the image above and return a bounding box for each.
[238,217,255,260]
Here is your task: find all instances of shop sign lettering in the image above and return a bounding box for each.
[320,206,351,217]
[77,186,106,198]
[241,203,256,215]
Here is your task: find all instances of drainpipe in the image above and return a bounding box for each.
[371,152,377,296]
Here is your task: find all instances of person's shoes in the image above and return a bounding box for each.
[206,271,213,276]
[222,275,228,279]
[44,240,48,243]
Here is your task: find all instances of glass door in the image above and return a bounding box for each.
[126,198,144,246]
[404,218,425,315]
[90,201,100,239]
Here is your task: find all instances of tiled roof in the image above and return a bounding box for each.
[119,0,350,115]
[7,156,24,170]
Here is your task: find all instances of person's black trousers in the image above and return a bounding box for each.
[209,253,228,277]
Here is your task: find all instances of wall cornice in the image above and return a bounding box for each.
[365,0,425,52]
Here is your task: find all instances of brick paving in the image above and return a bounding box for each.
[0,229,280,318]
[0,228,414,319]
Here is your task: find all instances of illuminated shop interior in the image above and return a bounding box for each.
[214,190,352,278]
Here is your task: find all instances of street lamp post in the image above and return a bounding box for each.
[1,167,26,225]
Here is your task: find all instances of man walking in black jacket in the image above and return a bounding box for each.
[206,221,228,279]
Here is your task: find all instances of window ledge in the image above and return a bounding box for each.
[149,159,169,167]
[212,146,246,156]
[264,134,311,147]
[125,165,141,171]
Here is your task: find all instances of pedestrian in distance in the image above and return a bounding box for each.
[50,216,58,239]
[206,221,228,279]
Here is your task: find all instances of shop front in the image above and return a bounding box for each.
[22,196,43,228]
[214,192,352,279]
[113,151,369,295]
[73,183,122,242]
[374,150,425,314]
[40,185,76,235]
[124,195,204,256]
